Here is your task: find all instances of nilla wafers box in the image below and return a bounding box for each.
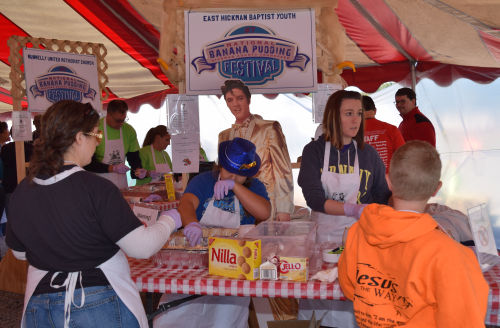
[208,237,261,280]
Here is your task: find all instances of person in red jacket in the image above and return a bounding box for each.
[395,88,436,147]
[338,141,488,328]
[362,95,405,173]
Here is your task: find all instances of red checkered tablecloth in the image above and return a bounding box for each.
[129,258,346,300]
[130,258,500,325]
[484,265,500,325]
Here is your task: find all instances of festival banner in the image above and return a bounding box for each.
[185,9,317,95]
[23,48,101,113]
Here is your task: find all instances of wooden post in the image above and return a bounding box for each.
[7,37,27,183]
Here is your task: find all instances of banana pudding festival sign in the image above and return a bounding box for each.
[185,9,317,95]
[23,48,100,112]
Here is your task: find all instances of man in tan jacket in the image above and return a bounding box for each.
[218,80,294,221]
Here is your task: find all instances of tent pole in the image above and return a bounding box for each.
[410,61,417,90]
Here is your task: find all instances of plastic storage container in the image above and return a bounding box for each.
[244,221,317,259]
[152,249,208,269]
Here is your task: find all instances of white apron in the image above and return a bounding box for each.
[199,183,241,229]
[311,141,360,245]
[22,167,147,328]
[153,180,247,328]
[151,146,171,182]
[97,120,128,189]
[299,141,360,328]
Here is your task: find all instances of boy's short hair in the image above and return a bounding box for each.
[361,95,376,111]
[389,140,441,200]
[395,87,416,101]
[107,99,128,114]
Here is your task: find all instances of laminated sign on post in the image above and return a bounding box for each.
[467,203,500,271]
[167,94,200,173]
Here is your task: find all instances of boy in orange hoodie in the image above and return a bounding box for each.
[338,140,488,327]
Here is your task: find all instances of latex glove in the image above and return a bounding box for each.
[142,194,162,203]
[135,168,147,179]
[160,209,182,230]
[149,170,163,180]
[183,222,203,246]
[343,203,367,219]
[213,179,235,200]
[112,163,130,174]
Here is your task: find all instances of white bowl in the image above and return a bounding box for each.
[322,249,341,263]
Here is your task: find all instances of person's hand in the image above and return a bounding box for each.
[148,170,163,180]
[343,203,367,219]
[135,168,147,179]
[160,209,182,230]
[276,212,291,221]
[112,163,130,174]
[213,179,235,200]
[183,222,203,246]
[142,194,162,203]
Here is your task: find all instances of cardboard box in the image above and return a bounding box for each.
[209,237,261,280]
[267,311,323,328]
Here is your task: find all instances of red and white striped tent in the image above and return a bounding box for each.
[1,0,499,113]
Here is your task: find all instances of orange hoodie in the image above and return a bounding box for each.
[338,204,489,328]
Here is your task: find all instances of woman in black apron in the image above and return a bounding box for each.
[6,101,182,328]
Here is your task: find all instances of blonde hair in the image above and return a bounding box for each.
[389,141,441,200]
[322,90,364,150]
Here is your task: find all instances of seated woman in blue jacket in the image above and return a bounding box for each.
[154,137,270,328]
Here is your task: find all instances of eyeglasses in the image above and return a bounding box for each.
[85,130,103,143]
[110,112,129,124]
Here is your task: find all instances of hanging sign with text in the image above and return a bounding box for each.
[23,48,101,112]
[185,9,317,95]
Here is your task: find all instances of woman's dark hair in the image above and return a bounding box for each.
[322,90,365,150]
[143,125,169,147]
[29,101,99,180]
[220,80,251,101]
[0,121,8,134]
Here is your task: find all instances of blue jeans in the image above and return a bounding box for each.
[25,285,140,328]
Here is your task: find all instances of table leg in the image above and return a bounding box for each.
[147,294,202,328]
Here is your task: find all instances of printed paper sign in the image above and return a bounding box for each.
[133,206,159,226]
[171,133,200,173]
[312,83,343,123]
[166,94,200,135]
[185,9,317,95]
[468,204,497,256]
[11,111,32,141]
[23,48,101,112]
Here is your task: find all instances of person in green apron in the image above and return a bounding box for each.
[84,100,147,189]
[137,125,172,186]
